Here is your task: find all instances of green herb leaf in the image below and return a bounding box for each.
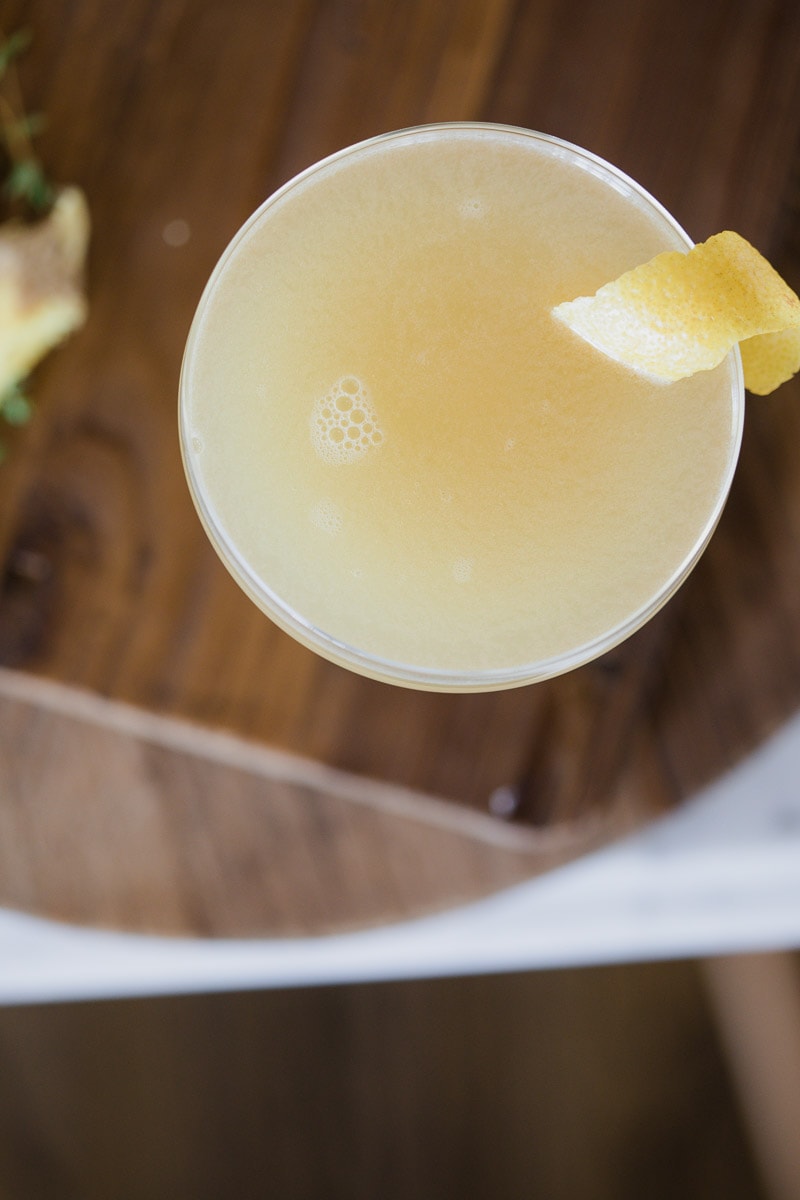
[14,111,48,139]
[1,384,33,426]
[3,157,54,212]
[0,28,32,79]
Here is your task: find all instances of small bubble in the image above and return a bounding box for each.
[163,218,191,247]
[351,409,365,424]
[191,435,203,453]
[335,395,353,412]
[452,557,473,583]
[505,438,515,451]
[459,197,484,219]
[488,786,519,819]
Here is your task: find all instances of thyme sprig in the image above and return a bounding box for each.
[0,27,56,459]
[0,27,53,217]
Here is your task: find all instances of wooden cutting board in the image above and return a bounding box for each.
[1,0,799,936]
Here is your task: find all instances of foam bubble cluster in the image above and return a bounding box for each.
[310,498,343,535]
[311,376,384,464]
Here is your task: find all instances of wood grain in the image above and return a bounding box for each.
[1,667,614,936]
[0,960,767,1200]
[0,0,799,934]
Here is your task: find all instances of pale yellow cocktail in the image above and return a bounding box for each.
[180,124,743,690]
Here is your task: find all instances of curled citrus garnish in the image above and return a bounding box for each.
[553,231,800,395]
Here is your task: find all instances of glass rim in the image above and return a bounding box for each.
[179,121,745,693]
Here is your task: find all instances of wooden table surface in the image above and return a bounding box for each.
[1,0,799,938]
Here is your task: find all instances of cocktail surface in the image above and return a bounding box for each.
[182,126,740,687]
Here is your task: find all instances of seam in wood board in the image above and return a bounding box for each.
[0,667,608,853]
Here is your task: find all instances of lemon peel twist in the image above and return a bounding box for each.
[553,231,800,396]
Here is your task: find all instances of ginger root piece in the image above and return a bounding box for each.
[0,185,90,398]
